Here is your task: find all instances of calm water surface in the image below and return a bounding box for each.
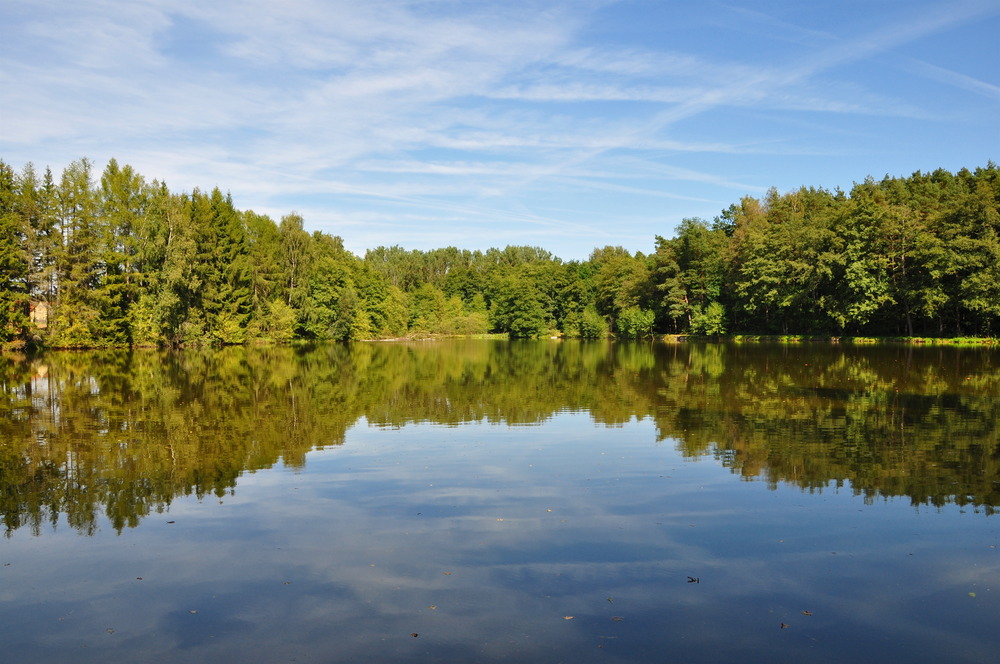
[1,340,999,663]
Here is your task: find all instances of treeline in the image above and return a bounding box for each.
[1,158,998,347]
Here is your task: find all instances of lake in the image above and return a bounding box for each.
[1,340,998,663]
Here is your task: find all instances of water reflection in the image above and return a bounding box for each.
[1,340,999,535]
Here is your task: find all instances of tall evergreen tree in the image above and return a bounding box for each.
[51,158,106,346]
[0,161,30,345]
[99,158,151,343]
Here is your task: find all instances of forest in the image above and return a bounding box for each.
[1,158,998,348]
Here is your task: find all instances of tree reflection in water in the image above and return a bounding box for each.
[1,340,998,535]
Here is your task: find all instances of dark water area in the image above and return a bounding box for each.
[1,340,999,663]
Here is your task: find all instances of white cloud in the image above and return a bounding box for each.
[2,0,997,257]
[904,60,1000,103]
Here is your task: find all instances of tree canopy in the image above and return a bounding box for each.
[2,158,998,348]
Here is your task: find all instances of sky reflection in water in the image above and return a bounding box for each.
[1,342,999,663]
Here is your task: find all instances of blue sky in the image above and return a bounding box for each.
[2,0,998,261]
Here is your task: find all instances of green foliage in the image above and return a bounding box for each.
[577,306,608,338]
[450,311,489,335]
[304,261,355,341]
[350,306,372,340]
[409,282,448,332]
[278,213,311,311]
[49,159,104,346]
[690,302,727,335]
[377,286,409,337]
[728,189,834,334]
[128,292,161,346]
[0,162,30,344]
[592,246,649,324]
[3,157,999,345]
[650,219,728,333]
[490,277,548,338]
[213,310,248,344]
[250,298,298,343]
[616,307,655,338]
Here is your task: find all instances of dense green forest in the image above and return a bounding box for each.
[1,157,998,348]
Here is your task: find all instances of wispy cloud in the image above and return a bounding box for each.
[1,0,996,258]
[493,0,1000,199]
[904,60,1000,103]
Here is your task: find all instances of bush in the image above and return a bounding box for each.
[690,302,726,335]
[616,307,654,338]
[578,307,608,338]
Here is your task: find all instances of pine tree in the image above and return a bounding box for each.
[0,161,30,345]
[52,158,104,346]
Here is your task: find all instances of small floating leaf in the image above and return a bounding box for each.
[802,610,812,616]
[969,592,976,598]
[563,616,574,620]
[611,616,624,622]
[780,623,789,629]
[411,633,419,638]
